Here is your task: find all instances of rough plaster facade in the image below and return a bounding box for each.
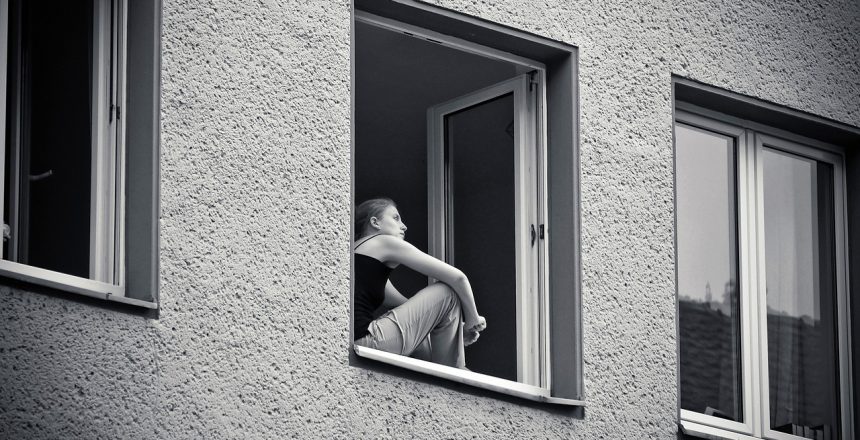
[1,0,858,438]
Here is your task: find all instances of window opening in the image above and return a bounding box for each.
[0,0,127,296]
[354,13,549,388]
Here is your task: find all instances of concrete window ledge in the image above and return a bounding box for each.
[353,345,585,406]
[680,420,759,440]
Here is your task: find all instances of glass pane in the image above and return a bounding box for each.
[445,92,517,381]
[676,123,743,421]
[762,148,840,439]
[3,0,94,277]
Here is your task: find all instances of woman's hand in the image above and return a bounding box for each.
[376,236,482,328]
[463,316,486,347]
[465,315,486,333]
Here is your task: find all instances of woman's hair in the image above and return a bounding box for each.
[355,197,396,239]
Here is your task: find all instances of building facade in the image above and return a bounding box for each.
[1,0,859,438]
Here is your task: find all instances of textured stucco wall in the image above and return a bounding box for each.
[2,0,859,438]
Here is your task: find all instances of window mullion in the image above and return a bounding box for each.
[742,128,765,438]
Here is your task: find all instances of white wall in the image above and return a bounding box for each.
[1,0,858,438]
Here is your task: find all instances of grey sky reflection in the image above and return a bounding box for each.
[763,149,821,321]
[676,124,737,316]
[676,124,825,321]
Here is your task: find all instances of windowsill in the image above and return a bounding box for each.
[353,345,585,406]
[680,420,759,440]
[0,260,157,309]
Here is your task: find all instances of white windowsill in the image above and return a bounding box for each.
[353,345,585,406]
[0,260,157,309]
[680,420,759,440]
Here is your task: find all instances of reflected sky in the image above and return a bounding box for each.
[676,124,737,316]
[763,149,822,321]
[676,123,826,321]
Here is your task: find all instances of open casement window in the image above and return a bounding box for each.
[676,109,854,440]
[352,0,580,406]
[0,0,157,307]
[427,74,547,386]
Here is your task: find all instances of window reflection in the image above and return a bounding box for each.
[762,148,840,439]
[676,123,743,422]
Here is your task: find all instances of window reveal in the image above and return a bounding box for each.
[352,1,580,404]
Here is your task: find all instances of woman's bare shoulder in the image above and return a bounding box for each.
[354,234,413,253]
[373,234,415,251]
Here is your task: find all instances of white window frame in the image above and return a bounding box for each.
[353,11,561,398]
[676,112,758,436]
[676,107,854,440]
[427,74,548,387]
[753,133,852,440]
[0,0,130,301]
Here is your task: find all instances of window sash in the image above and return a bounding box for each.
[676,112,758,436]
[0,0,127,294]
[676,110,855,440]
[752,134,853,440]
[427,74,547,387]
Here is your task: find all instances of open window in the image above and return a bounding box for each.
[0,0,160,307]
[427,74,546,386]
[352,0,580,405]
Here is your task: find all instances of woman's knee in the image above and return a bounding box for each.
[430,283,460,312]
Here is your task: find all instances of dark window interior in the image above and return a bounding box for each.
[355,19,520,379]
[4,0,93,278]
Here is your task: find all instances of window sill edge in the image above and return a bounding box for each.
[353,345,584,406]
[680,420,758,440]
[0,262,157,309]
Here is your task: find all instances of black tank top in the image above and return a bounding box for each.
[354,236,394,340]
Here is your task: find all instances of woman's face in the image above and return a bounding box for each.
[372,206,407,239]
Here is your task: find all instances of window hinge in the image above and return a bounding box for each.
[110,104,121,122]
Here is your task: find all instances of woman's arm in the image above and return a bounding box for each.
[377,236,483,328]
[381,280,408,309]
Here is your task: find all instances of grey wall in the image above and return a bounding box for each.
[1,0,858,438]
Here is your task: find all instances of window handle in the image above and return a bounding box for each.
[530,224,536,247]
[29,169,53,182]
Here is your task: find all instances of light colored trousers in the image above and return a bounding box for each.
[355,283,465,368]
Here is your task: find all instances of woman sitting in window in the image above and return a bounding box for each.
[353,198,487,369]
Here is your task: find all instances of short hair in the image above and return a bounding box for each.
[354,197,396,239]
